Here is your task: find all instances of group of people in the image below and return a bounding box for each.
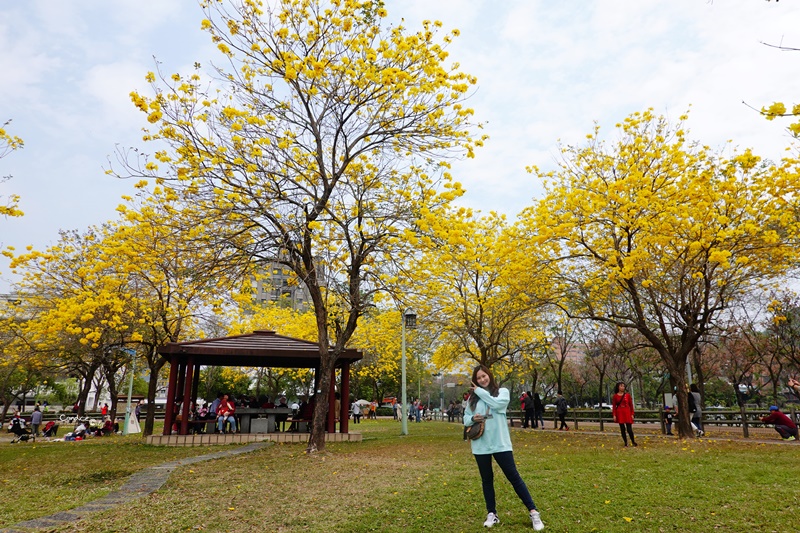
[8,405,126,442]
[446,400,464,422]
[388,399,428,422]
[170,393,316,434]
[461,371,800,530]
[518,390,570,431]
[519,391,546,429]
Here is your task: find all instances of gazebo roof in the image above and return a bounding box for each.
[158,330,362,368]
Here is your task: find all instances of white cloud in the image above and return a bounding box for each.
[2,0,800,291]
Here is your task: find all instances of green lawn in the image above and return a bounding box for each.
[2,421,799,532]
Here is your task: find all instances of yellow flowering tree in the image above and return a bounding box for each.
[348,308,405,402]
[0,302,45,422]
[412,209,548,373]
[761,101,800,138]
[119,0,482,452]
[8,186,243,433]
[1,119,24,223]
[104,189,250,435]
[520,109,800,437]
[9,228,136,417]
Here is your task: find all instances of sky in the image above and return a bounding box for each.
[2,0,800,292]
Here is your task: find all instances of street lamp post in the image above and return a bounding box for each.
[431,372,445,419]
[401,308,416,436]
[417,353,422,403]
[439,373,445,413]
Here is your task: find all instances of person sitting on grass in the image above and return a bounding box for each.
[760,405,798,441]
[73,421,88,439]
[102,416,115,436]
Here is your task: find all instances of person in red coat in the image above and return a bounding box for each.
[612,382,637,447]
[216,394,237,434]
[761,406,798,441]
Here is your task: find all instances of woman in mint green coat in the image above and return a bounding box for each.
[464,365,545,530]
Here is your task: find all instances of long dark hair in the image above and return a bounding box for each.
[469,365,500,411]
[613,381,627,395]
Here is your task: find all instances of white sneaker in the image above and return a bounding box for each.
[530,510,545,530]
[483,512,500,528]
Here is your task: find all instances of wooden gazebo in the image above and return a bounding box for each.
[158,330,363,436]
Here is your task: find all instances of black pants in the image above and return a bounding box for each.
[523,409,535,428]
[619,422,636,445]
[474,451,536,514]
[558,413,567,429]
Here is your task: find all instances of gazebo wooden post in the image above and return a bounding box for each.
[180,358,194,435]
[176,362,186,409]
[327,367,336,433]
[173,361,187,433]
[191,364,201,408]
[340,362,350,434]
[162,356,179,435]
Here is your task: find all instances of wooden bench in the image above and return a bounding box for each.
[506,410,524,427]
[185,419,217,434]
[286,419,311,433]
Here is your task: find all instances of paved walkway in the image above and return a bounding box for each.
[0,441,272,533]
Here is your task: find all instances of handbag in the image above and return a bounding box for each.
[464,406,490,441]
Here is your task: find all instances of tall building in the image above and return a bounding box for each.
[252,263,313,311]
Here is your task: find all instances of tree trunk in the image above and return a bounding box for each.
[665,360,694,438]
[91,373,104,411]
[77,365,98,416]
[307,352,333,454]
[692,345,705,403]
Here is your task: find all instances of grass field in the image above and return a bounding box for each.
[2,420,799,532]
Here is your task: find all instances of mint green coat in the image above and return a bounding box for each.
[463,387,513,455]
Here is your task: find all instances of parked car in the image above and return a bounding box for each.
[592,403,612,410]
[706,406,728,420]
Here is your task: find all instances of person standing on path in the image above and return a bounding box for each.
[522,392,535,429]
[30,405,43,437]
[689,383,704,437]
[555,391,568,430]
[664,406,674,436]
[351,399,362,424]
[611,382,637,447]
[533,393,544,429]
[464,365,545,530]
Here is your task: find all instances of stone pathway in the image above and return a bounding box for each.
[0,441,272,533]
